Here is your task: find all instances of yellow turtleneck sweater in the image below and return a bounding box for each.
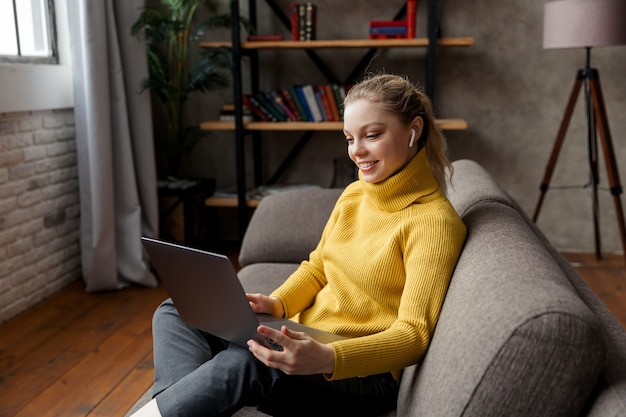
[270,150,466,381]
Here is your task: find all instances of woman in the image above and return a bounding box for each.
[133,73,466,417]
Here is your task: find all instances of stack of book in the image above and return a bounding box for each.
[290,2,317,41]
[368,0,417,39]
[242,84,349,123]
[219,103,253,123]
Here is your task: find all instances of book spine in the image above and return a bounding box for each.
[304,2,317,40]
[294,86,313,121]
[243,95,270,121]
[407,0,417,38]
[298,4,306,41]
[290,3,300,41]
[317,85,335,122]
[288,85,309,121]
[325,84,341,121]
[369,26,408,34]
[314,89,329,121]
[370,20,408,27]
[302,84,323,122]
[258,91,287,121]
[281,87,303,121]
[301,85,323,121]
[270,90,297,121]
[331,84,344,120]
[250,93,278,121]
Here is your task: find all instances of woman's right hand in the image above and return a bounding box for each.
[246,293,284,318]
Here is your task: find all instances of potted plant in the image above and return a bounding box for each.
[132,0,249,179]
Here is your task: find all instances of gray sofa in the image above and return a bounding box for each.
[128,159,626,416]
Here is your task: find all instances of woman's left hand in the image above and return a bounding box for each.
[247,325,335,376]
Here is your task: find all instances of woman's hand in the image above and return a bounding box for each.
[247,325,336,376]
[246,293,284,317]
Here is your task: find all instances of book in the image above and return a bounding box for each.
[243,95,271,121]
[407,0,417,38]
[298,4,306,40]
[369,26,408,35]
[285,85,308,121]
[280,87,302,121]
[294,86,314,121]
[316,85,335,122]
[269,90,298,121]
[249,94,279,121]
[324,84,341,121]
[291,2,317,40]
[370,20,408,27]
[314,89,329,121]
[255,91,287,121]
[220,103,253,123]
[304,2,317,40]
[290,3,300,40]
[301,85,323,121]
[331,84,345,119]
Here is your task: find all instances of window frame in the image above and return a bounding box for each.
[0,0,72,114]
[0,0,59,65]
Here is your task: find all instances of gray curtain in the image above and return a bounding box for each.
[68,0,159,291]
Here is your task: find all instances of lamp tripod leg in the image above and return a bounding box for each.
[532,73,584,223]
[589,70,626,267]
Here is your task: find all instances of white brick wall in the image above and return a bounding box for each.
[0,109,81,323]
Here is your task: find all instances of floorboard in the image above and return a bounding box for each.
[0,253,623,417]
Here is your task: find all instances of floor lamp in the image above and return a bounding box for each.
[533,0,626,265]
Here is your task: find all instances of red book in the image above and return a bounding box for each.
[290,3,299,41]
[280,87,303,121]
[242,95,269,121]
[316,85,335,122]
[324,84,341,122]
[370,20,408,27]
[407,0,417,38]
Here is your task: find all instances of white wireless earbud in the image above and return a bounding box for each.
[409,128,416,147]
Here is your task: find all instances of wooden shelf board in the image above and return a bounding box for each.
[201,37,474,50]
[200,119,467,132]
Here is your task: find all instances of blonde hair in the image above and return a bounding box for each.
[343,73,452,195]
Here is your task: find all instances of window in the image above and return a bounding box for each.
[0,0,57,64]
[0,0,71,113]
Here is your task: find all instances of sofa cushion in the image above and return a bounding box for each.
[398,201,605,417]
[238,263,300,295]
[238,188,343,267]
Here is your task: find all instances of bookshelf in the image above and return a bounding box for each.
[201,0,473,237]
[200,37,474,49]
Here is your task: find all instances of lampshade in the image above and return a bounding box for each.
[543,0,626,49]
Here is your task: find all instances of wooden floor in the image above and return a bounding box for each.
[0,253,624,417]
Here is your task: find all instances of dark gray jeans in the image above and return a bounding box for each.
[152,299,399,417]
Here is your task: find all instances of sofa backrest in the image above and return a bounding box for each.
[238,188,343,267]
[397,159,623,416]
[398,200,605,416]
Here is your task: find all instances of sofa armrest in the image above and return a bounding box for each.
[238,188,343,267]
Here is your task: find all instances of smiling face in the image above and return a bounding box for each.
[343,99,422,184]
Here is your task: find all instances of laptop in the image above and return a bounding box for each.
[141,237,346,350]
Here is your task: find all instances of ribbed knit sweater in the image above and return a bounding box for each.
[270,149,466,381]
